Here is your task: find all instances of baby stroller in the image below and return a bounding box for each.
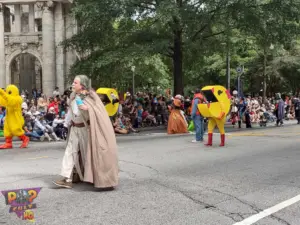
[259,111,275,127]
[140,111,156,127]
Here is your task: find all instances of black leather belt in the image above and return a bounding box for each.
[71,120,90,127]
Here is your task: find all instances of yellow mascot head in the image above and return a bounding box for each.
[198,85,231,118]
[96,88,119,117]
[6,85,20,96]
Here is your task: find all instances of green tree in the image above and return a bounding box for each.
[234,0,300,101]
[63,0,300,97]
[123,0,237,94]
[65,0,239,94]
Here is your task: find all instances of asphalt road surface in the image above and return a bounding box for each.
[1,125,300,225]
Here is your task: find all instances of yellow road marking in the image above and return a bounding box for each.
[27,156,49,160]
[231,133,266,137]
[230,132,300,137]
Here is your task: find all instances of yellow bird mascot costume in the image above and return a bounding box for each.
[0,85,29,149]
[198,85,231,147]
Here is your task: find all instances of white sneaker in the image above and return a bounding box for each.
[192,140,200,143]
[39,135,45,142]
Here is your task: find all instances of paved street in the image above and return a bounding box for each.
[117,119,298,136]
[1,125,300,224]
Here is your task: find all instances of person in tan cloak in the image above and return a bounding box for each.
[53,75,119,189]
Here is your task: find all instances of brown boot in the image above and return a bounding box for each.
[53,179,72,189]
[0,137,13,149]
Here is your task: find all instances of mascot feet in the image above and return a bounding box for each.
[205,133,213,146]
[19,135,29,148]
[0,137,13,149]
[219,134,225,147]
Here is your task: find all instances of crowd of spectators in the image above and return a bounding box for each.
[112,92,170,134]
[230,92,300,128]
[0,86,298,140]
[0,87,71,141]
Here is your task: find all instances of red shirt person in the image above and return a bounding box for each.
[48,97,59,115]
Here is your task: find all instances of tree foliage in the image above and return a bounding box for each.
[63,0,300,96]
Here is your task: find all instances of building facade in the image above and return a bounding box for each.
[0,0,77,97]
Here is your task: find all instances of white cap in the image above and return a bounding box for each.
[33,111,40,116]
[175,94,182,99]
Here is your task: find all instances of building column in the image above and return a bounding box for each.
[14,4,21,33]
[40,1,55,97]
[54,2,65,92]
[65,4,76,88]
[28,4,35,32]
[0,4,6,88]
[10,13,14,32]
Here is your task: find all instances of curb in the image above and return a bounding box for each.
[0,121,297,143]
[116,133,192,143]
[116,121,298,143]
[136,126,166,132]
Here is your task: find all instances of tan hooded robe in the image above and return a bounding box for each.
[63,90,119,188]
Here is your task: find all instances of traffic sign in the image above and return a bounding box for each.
[236,66,243,73]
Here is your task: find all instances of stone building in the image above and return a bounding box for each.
[0,0,77,97]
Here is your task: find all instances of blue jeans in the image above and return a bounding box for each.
[193,115,204,141]
[25,131,41,140]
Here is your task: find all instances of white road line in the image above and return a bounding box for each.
[27,156,49,160]
[233,194,300,225]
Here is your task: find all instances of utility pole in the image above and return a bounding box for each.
[131,65,135,95]
[236,65,244,97]
[225,14,231,91]
[226,50,230,90]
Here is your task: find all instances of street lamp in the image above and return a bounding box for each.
[262,43,274,103]
[236,65,244,97]
[131,65,136,95]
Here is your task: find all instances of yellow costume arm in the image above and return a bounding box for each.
[217,102,225,120]
[0,88,22,107]
[0,95,7,107]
